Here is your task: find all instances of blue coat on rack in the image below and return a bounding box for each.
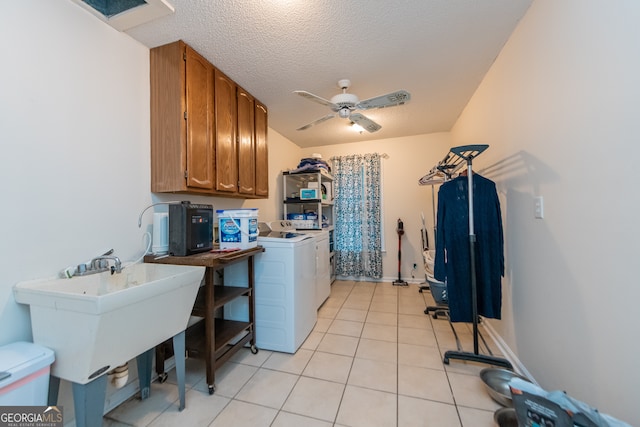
[434,173,504,322]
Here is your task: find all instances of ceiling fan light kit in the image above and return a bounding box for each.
[338,107,351,119]
[294,79,410,133]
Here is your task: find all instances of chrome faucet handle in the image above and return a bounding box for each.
[90,254,123,275]
[110,257,123,274]
[88,249,114,269]
[71,251,120,277]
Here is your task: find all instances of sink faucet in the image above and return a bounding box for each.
[90,255,123,275]
[74,249,123,276]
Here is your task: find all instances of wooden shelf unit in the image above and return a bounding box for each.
[144,246,263,394]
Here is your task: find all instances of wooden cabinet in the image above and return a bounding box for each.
[237,86,256,195]
[150,40,268,198]
[150,40,216,193]
[213,69,238,193]
[255,100,269,197]
[185,46,214,190]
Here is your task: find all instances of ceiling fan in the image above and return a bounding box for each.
[294,79,410,133]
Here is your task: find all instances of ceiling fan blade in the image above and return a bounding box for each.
[296,114,335,131]
[294,90,338,109]
[356,90,411,110]
[350,113,381,133]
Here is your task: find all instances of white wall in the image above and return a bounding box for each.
[305,133,452,282]
[242,128,303,219]
[0,0,153,420]
[0,1,298,420]
[452,1,640,424]
[0,1,152,343]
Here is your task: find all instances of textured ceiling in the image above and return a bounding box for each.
[125,0,532,148]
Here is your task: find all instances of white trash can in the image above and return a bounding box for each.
[0,341,55,405]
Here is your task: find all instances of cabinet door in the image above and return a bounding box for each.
[150,41,185,193]
[237,87,255,195]
[254,101,269,197]
[214,69,238,193]
[185,46,214,189]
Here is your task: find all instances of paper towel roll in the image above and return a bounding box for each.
[152,212,169,254]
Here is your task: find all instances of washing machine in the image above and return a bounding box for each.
[223,221,317,353]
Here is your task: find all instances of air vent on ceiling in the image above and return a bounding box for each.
[71,0,174,31]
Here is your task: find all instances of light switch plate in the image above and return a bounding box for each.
[534,196,544,219]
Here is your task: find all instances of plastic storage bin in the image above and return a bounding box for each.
[217,209,259,250]
[0,341,54,405]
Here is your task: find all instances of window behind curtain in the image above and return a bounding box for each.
[332,153,383,278]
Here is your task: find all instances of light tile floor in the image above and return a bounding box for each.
[103,280,506,426]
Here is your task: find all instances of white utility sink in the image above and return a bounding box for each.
[14,263,205,384]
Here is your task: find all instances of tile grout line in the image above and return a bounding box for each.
[248,280,359,426]
[330,279,357,426]
[430,307,467,427]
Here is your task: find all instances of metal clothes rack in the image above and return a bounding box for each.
[417,152,463,293]
[418,147,467,245]
[421,144,512,369]
[418,152,464,252]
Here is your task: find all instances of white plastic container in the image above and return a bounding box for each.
[0,341,54,405]
[217,209,259,250]
[152,212,169,254]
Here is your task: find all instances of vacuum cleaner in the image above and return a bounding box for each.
[393,218,409,286]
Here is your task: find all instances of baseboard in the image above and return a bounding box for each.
[480,319,538,385]
[335,275,425,285]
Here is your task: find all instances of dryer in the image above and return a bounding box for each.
[224,221,317,353]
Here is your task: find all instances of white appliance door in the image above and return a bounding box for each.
[293,238,318,350]
[315,234,331,308]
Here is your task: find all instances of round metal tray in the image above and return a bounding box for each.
[480,367,532,407]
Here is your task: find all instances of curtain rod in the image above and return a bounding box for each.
[329,152,388,160]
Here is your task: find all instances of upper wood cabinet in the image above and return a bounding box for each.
[237,86,256,195]
[185,46,214,190]
[254,100,269,197]
[150,40,269,198]
[213,69,238,194]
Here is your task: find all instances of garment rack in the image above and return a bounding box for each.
[417,156,458,291]
[425,144,512,370]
